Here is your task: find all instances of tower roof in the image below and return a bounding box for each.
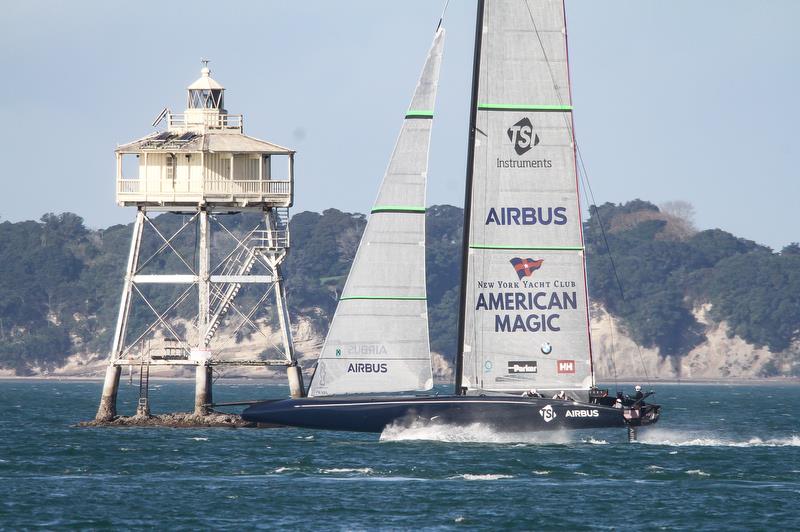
[116,131,294,155]
[187,66,224,91]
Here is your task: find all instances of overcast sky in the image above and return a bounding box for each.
[1,1,798,249]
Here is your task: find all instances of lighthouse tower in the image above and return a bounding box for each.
[96,64,304,421]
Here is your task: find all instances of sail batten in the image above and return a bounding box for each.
[457,0,593,395]
[307,29,445,398]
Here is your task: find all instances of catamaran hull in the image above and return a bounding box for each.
[241,396,660,433]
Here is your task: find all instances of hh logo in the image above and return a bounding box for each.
[539,404,557,423]
[557,360,576,374]
[507,117,539,156]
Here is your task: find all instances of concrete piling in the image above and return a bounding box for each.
[287,363,305,398]
[194,364,213,416]
[95,365,121,421]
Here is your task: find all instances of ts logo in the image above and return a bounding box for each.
[507,117,540,156]
[539,404,557,423]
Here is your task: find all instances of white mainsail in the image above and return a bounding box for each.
[458,0,594,394]
[308,28,445,397]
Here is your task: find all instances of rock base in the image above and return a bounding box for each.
[79,411,256,428]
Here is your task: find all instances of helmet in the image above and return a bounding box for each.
[531,388,537,394]
[634,385,642,391]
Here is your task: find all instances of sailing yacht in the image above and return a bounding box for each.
[243,0,661,436]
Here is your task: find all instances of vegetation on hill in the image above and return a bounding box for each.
[0,201,798,376]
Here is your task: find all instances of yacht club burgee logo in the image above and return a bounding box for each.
[510,258,544,279]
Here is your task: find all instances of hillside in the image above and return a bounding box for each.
[0,201,798,379]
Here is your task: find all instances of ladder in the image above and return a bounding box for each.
[136,360,150,417]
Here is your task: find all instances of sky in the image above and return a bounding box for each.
[1,1,798,250]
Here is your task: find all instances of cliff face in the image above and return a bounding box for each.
[2,203,799,379]
[590,304,796,381]
[21,305,796,381]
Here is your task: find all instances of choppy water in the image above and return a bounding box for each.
[1,380,798,530]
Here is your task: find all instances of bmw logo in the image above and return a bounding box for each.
[541,342,552,355]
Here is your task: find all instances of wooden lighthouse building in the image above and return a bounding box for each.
[96,64,304,421]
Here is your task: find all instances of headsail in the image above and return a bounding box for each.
[457,0,593,395]
[308,28,446,397]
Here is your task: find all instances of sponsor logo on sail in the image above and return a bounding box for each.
[496,117,552,168]
[510,258,544,280]
[557,359,576,374]
[565,409,599,418]
[344,344,388,356]
[507,117,539,155]
[474,290,578,333]
[346,362,388,374]
[485,207,567,226]
[539,404,557,422]
[508,361,537,374]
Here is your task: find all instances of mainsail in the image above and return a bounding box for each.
[308,28,445,397]
[457,0,593,394]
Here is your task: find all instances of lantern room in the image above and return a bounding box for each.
[115,64,294,208]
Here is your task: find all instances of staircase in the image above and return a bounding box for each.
[204,245,259,345]
[203,208,290,345]
[273,207,290,233]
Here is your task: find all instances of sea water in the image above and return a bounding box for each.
[0,380,798,530]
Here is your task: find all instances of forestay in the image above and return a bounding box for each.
[308,28,445,397]
[459,0,593,394]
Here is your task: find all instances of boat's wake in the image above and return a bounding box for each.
[379,419,571,444]
[639,429,800,447]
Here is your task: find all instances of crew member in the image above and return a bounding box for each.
[521,388,542,398]
[552,390,568,400]
[633,384,645,404]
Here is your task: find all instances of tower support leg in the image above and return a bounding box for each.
[96,209,145,421]
[194,364,213,416]
[266,208,305,398]
[96,365,121,421]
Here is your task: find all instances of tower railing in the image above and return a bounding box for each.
[167,113,243,131]
[116,178,292,204]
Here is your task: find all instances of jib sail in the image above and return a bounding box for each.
[308,28,445,397]
[456,0,594,395]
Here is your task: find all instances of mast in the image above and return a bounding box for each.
[454,0,486,395]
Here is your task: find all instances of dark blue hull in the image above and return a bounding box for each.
[242,395,660,433]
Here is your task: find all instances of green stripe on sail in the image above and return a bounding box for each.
[405,109,434,118]
[477,103,572,112]
[371,205,426,213]
[469,244,584,251]
[340,296,427,301]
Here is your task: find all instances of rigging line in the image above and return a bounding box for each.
[576,144,652,388]
[578,173,618,390]
[437,0,451,30]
